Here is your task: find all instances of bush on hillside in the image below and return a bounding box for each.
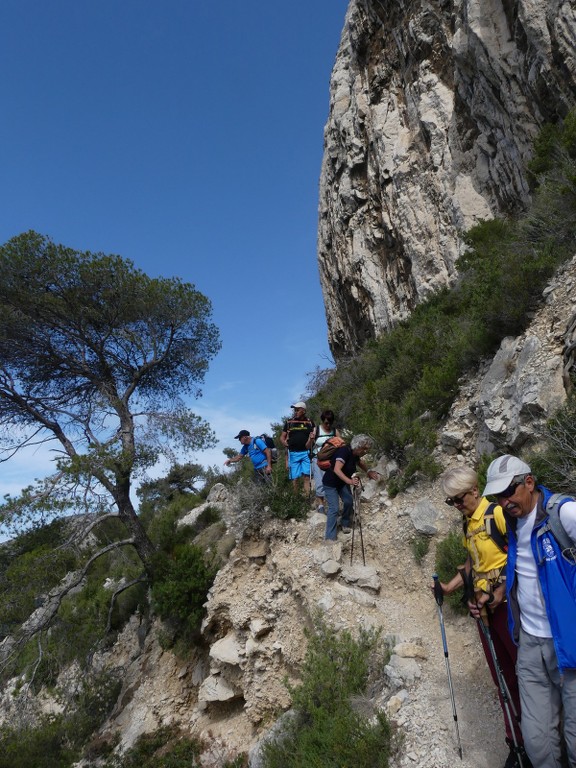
[261,619,392,768]
[434,529,469,615]
[526,395,576,492]
[101,726,247,768]
[0,671,121,768]
[151,544,218,641]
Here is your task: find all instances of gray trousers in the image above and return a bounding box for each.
[517,628,576,767]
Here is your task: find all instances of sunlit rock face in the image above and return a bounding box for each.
[318,0,576,358]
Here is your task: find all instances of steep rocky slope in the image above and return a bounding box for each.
[318,0,576,357]
[44,256,572,767]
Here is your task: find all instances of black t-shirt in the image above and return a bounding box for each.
[283,418,315,451]
[322,446,359,489]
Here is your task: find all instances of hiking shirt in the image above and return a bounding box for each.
[240,437,269,470]
[464,497,508,593]
[322,446,358,490]
[311,425,336,457]
[283,418,315,452]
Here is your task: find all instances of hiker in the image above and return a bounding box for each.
[322,433,379,541]
[483,455,576,768]
[224,430,272,483]
[436,466,528,768]
[310,409,341,514]
[280,402,315,494]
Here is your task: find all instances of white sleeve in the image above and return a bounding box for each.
[559,501,576,542]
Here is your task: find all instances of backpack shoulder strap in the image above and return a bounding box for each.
[544,493,576,552]
[484,502,508,553]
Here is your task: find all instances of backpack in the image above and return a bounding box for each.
[538,493,576,562]
[463,502,507,553]
[316,436,347,471]
[253,434,278,463]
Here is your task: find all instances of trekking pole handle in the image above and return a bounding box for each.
[432,574,444,607]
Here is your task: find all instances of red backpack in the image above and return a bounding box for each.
[316,436,347,471]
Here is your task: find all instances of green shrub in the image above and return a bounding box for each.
[262,619,392,768]
[523,396,576,492]
[102,727,201,768]
[265,473,312,521]
[0,671,121,768]
[411,534,430,565]
[101,726,247,768]
[0,545,78,634]
[434,529,469,615]
[151,544,218,638]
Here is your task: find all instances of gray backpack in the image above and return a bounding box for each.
[539,493,576,562]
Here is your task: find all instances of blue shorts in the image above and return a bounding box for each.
[289,450,310,480]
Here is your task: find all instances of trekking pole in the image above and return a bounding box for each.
[432,574,463,760]
[476,608,524,767]
[350,475,365,565]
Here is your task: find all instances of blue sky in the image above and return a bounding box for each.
[0,0,349,494]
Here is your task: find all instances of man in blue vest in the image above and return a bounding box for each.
[483,454,576,768]
[225,430,272,483]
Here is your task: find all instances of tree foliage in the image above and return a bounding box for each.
[0,232,220,666]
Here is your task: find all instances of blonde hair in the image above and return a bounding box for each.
[441,467,477,497]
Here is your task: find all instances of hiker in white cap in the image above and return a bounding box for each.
[483,454,576,768]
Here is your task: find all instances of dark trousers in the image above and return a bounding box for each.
[476,602,523,744]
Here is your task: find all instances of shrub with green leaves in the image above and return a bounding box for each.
[101,726,247,768]
[262,619,392,768]
[434,529,469,615]
[0,671,121,768]
[411,533,431,565]
[524,395,576,492]
[151,544,218,638]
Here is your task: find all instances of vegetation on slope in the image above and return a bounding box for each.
[306,110,576,492]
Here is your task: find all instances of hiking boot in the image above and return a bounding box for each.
[340,526,352,534]
[504,742,532,768]
[317,505,325,514]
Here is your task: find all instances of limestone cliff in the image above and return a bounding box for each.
[318,0,576,357]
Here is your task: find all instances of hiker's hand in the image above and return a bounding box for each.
[469,592,492,619]
[367,470,380,481]
[350,476,360,486]
[430,581,446,597]
[468,599,482,619]
[486,584,506,612]
[224,460,230,467]
[265,465,272,474]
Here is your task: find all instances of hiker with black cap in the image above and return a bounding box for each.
[484,454,576,768]
[224,430,272,483]
[280,402,315,495]
[435,466,528,768]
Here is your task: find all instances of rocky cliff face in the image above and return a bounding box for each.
[318,0,576,358]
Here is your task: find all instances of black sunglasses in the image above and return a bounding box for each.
[495,481,523,499]
[445,492,468,507]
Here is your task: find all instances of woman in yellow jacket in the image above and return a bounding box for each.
[437,466,530,768]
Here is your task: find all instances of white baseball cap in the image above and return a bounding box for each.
[291,401,306,409]
[483,455,532,496]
